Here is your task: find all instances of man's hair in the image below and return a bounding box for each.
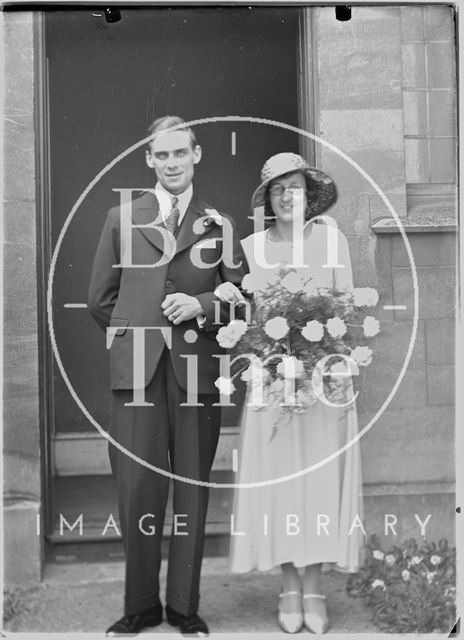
[146,115,198,150]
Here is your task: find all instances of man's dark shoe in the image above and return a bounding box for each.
[106,603,163,636]
[165,604,209,637]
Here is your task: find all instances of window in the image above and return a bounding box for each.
[401,5,456,186]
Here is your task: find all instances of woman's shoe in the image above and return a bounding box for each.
[277,590,304,633]
[303,594,329,634]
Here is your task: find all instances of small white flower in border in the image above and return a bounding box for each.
[264,316,290,341]
[373,549,384,561]
[402,569,410,581]
[363,316,380,337]
[214,376,235,396]
[430,555,442,566]
[351,346,373,366]
[353,287,379,307]
[410,556,423,565]
[426,571,437,584]
[302,319,324,342]
[326,317,347,338]
[371,579,386,590]
[385,554,396,566]
[204,208,223,226]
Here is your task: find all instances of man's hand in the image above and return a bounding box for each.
[214,282,245,305]
[162,293,204,325]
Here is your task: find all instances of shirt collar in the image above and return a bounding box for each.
[155,182,193,217]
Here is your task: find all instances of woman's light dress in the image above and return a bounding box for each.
[230,223,364,574]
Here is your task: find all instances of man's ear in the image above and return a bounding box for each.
[193,145,202,165]
[145,149,155,169]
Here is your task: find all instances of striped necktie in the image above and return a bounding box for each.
[165,196,180,236]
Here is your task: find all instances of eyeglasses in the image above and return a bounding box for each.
[269,184,307,197]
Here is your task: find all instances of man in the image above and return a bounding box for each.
[88,116,248,636]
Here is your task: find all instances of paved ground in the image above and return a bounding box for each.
[3,558,378,636]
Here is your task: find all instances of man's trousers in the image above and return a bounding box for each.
[108,348,221,616]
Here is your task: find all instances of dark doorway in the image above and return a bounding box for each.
[43,6,303,547]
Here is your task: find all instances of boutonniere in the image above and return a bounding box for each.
[202,208,223,227]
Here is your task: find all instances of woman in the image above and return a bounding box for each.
[222,153,363,634]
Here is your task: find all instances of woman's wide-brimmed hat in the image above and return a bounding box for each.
[251,152,338,216]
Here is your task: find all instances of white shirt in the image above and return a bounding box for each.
[154,182,206,326]
[154,182,193,227]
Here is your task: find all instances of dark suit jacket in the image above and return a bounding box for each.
[88,190,249,395]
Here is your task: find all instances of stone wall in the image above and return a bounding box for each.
[314,6,456,546]
[3,12,43,585]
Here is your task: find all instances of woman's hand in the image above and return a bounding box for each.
[214,282,246,305]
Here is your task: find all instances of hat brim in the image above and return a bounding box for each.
[251,167,338,217]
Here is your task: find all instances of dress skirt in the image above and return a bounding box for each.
[229,393,364,573]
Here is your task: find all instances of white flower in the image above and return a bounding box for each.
[326,317,347,338]
[281,271,306,294]
[214,376,235,395]
[385,554,396,566]
[204,208,223,226]
[371,579,385,590]
[276,356,305,379]
[242,271,278,293]
[353,287,379,307]
[264,316,290,340]
[216,320,248,349]
[350,346,373,366]
[241,361,269,385]
[302,320,324,342]
[363,316,380,337]
[402,570,410,581]
[430,555,442,566]
[426,571,437,584]
[373,550,385,561]
[410,556,423,565]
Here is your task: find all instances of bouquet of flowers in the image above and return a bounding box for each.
[214,265,380,438]
[347,534,457,633]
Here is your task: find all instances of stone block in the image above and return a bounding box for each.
[392,266,456,320]
[317,7,402,111]
[3,452,41,500]
[3,13,35,203]
[425,318,455,365]
[369,193,408,222]
[3,202,37,245]
[3,500,42,586]
[427,364,455,406]
[359,362,427,412]
[392,232,457,267]
[370,319,425,370]
[363,489,455,548]
[320,138,406,197]
[359,406,454,484]
[373,235,393,304]
[3,241,38,336]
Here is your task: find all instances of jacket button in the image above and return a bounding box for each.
[165,280,173,288]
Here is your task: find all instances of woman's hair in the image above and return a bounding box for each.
[263,170,319,228]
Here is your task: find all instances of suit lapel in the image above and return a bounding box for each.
[174,193,212,255]
[131,191,167,255]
